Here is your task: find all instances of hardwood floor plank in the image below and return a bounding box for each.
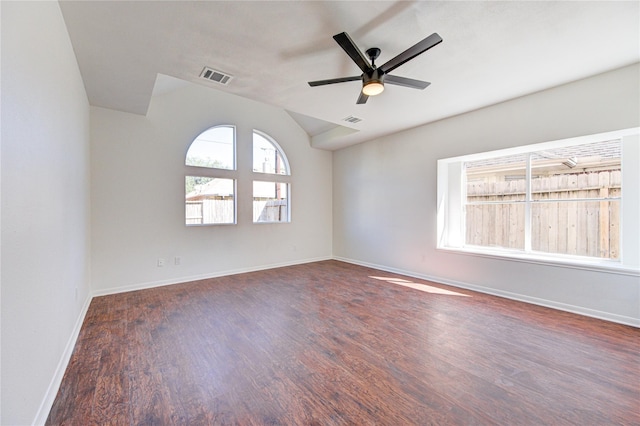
[46,260,640,425]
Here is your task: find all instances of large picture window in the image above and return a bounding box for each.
[465,140,621,259]
[437,128,639,272]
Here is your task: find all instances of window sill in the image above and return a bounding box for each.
[252,222,290,225]
[437,246,639,277]
[186,223,236,227]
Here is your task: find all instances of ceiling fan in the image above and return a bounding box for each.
[308,32,443,104]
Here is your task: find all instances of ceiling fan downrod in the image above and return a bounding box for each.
[366,47,381,68]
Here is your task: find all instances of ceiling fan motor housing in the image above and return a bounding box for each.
[362,68,385,97]
[364,68,385,85]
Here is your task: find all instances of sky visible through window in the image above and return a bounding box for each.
[186,126,234,169]
[253,132,288,175]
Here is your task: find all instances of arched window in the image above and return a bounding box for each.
[252,130,291,223]
[183,126,292,225]
[185,125,236,225]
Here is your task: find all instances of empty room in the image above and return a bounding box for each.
[1,1,639,424]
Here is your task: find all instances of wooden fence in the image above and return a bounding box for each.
[186,199,288,224]
[186,199,234,225]
[466,170,620,259]
[253,199,288,222]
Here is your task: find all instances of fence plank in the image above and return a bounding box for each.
[599,172,610,258]
[548,177,559,254]
[610,195,620,259]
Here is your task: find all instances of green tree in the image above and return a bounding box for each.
[185,156,225,194]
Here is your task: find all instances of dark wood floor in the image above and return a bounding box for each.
[47,260,639,425]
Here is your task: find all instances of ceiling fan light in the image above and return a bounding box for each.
[362,81,384,96]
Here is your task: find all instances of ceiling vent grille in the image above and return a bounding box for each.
[343,115,363,124]
[200,67,233,85]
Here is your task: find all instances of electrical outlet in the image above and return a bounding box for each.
[158,258,165,267]
[174,256,181,266]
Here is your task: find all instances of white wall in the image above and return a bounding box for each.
[333,63,640,325]
[1,2,92,424]
[0,1,3,422]
[90,82,332,294]
[0,2,634,422]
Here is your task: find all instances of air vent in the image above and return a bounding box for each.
[342,115,363,124]
[199,67,233,85]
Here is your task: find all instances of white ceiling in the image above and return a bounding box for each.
[59,1,639,150]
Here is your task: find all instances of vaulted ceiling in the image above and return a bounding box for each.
[59,1,639,150]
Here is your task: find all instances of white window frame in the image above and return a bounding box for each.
[185,125,237,226]
[437,128,640,275]
[252,129,292,224]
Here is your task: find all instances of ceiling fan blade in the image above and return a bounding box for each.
[379,33,443,75]
[385,75,431,90]
[308,76,361,87]
[356,92,369,104]
[333,32,373,74]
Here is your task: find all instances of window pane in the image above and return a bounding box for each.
[185,177,235,225]
[531,139,621,200]
[253,181,289,222]
[465,154,526,203]
[253,131,289,175]
[443,129,635,266]
[531,200,620,259]
[186,125,235,170]
[465,203,525,250]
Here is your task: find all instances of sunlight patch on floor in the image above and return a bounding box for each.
[369,276,471,297]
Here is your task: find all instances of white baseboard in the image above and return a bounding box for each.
[93,256,333,297]
[333,256,640,328]
[32,293,93,425]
